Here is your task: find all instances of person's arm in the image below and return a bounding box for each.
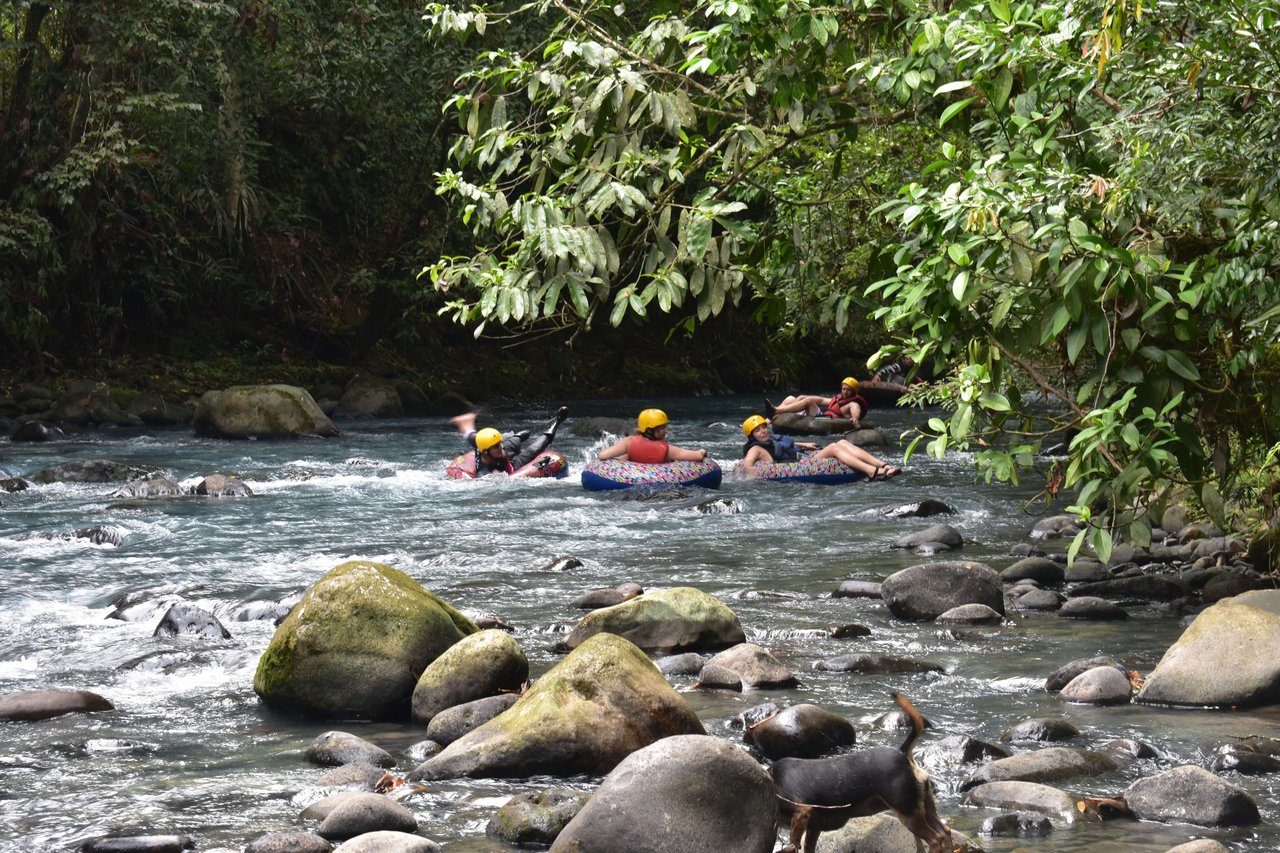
[666,444,708,462]
[796,441,818,452]
[741,446,769,474]
[597,436,631,460]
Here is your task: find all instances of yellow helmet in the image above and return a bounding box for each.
[637,408,669,432]
[841,376,860,391]
[475,427,503,452]
[742,414,769,437]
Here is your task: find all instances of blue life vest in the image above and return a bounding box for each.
[742,434,799,462]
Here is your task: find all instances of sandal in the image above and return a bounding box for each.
[869,466,887,481]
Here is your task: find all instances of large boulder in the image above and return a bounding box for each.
[1136,589,1280,708]
[563,587,745,653]
[30,459,162,484]
[549,735,776,853]
[193,384,339,439]
[1124,766,1260,826]
[333,376,406,419]
[880,561,1005,621]
[407,633,704,780]
[253,561,477,719]
[46,380,142,426]
[410,629,528,725]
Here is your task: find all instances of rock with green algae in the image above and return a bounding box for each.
[407,633,705,781]
[194,384,339,439]
[563,586,745,653]
[254,560,476,720]
[411,629,529,725]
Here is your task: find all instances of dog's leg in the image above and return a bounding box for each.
[783,806,810,853]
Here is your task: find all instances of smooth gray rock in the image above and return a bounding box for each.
[961,747,1117,790]
[998,718,1079,743]
[1045,657,1126,693]
[1059,666,1133,705]
[0,687,113,721]
[334,831,441,853]
[881,561,1005,621]
[814,654,944,675]
[317,792,417,840]
[425,693,518,745]
[1001,557,1065,584]
[891,523,964,549]
[696,643,797,690]
[743,703,855,760]
[81,837,192,853]
[962,780,1078,821]
[487,787,591,846]
[244,830,331,853]
[1058,596,1129,620]
[1125,765,1259,826]
[153,603,232,639]
[305,732,395,769]
[410,629,527,726]
[936,603,1003,625]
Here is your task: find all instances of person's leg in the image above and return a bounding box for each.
[840,440,900,477]
[772,394,826,416]
[814,442,878,476]
[519,407,570,460]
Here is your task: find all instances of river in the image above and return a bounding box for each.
[1,395,1276,852]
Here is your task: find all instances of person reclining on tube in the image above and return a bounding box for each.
[763,377,869,427]
[597,408,708,463]
[739,415,899,479]
[452,407,569,475]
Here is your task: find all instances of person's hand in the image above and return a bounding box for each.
[699,449,708,461]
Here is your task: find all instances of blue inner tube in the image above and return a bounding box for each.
[734,456,867,485]
[582,458,723,491]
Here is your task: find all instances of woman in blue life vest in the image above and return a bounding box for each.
[597,408,708,463]
[764,377,869,427]
[453,407,569,475]
[739,415,900,479]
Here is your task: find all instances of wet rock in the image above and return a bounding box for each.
[891,523,964,550]
[125,394,191,426]
[1201,572,1268,603]
[410,629,527,726]
[962,780,1078,821]
[153,603,231,639]
[572,583,643,609]
[336,831,440,852]
[549,735,776,853]
[1001,557,1064,584]
[814,654,944,675]
[311,763,390,792]
[235,598,295,623]
[696,643,796,690]
[915,734,1010,770]
[911,541,954,556]
[883,499,954,518]
[1009,543,1046,557]
[1210,749,1280,775]
[1124,765,1260,826]
[254,560,477,720]
[800,811,969,853]
[81,836,192,853]
[305,732,395,769]
[1013,588,1064,611]
[569,417,632,438]
[1058,596,1129,620]
[1059,666,1132,705]
[828,623,872,638]
[47,381,141,426]
[743,703,855,760]
[998,718,1080,743]
[316,792,417,840]
[833,580,882,599]
[299,792,362,822]
[408,634,703,781]
[11,420,65,442]
[1030,515,1081,540]
[404,741,442,766]
[470,613,514,632]
[1102,738,1161,760]
[75,526,124,546]
[881,560,1005,621]
[961,747,1117,790]
[1069,575,1190,602]
[31,459,162,484]
[936,603,1003,625]
[979,811,1053,837]
[539,556,583,572]
[244,830,331,853]
[563,586,745,653]
[487,787,590,846]
[655,653,704,676]
[1163,842,1230,853]
[1062,559,1109,582]
[426,693,519,745]
[108,478,183,499]
[193,473,253,497]
[334,376,406,419]
[0,688,114,722]
[695,498,742,514]
[730,702,788,731]
[1137,589,1280,708]
[770,412,854,435]
[1045,657,1127,693]
[1,476,29,492]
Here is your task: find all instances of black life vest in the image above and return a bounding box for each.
[742,434,799,462]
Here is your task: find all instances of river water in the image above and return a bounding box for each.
[1,395,1276,852]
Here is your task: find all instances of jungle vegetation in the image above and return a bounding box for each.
[4,0,1280,552]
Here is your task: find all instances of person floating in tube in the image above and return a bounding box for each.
[597,408,708,463]
[763,377,869,427]
[740,414,899,479]
[452,407,569,475]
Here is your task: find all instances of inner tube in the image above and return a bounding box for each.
[446,450,569,480]
[770,413,855,436]
[734,456,867,485]
[582,458,722,491]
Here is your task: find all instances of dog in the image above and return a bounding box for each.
[769,692,954,853]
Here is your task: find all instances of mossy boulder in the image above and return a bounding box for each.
[1136,589,1280,708]
[254,560,476,720]
[194,384,339,439]
[407,633,705,780]
[564,587,745,653]
[411,629,528,725]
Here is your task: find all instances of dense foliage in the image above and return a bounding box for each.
[427,0,1280,550]
[0,1,464,369]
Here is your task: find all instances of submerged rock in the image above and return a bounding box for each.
[0,688,114,722]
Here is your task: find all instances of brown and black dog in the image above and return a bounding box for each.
[769,692,954,853]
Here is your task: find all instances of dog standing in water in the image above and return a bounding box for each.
[770,693,954,853]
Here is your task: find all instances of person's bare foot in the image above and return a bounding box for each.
[451,412,477,433]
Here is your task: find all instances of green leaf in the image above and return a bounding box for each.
[1091,527,1113,565]
[934,80,972,95]
[1165,350,1201,381]
[979,392,1011,411]
[939,97,975,128]
[991,67,1013,110]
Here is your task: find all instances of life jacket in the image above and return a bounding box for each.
[825,393,868,419]
[742,434,799,463]
[628,434,669,463]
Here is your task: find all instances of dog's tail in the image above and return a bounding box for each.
[891,691,926,758]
